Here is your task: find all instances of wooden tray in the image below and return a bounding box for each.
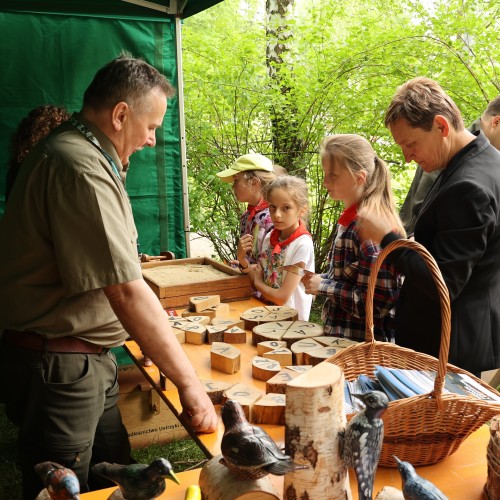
[142,257,251,308]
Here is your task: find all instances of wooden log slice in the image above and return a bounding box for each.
[290,338,323,365]
[182,308,215,320]
[252,321,292,345]
[281,321,324,348]
[211,317,245,329]
[181,323,207,345]
[263,347,293,367]
[203,302,230,317]
[206,325,226,344]
[265,368,303,394]
[201,379,235,405]
[189,294,221,312]
[252,356,282,382]
[186,315,212,325]
[223,326,247,344]
[199,456,280,500]
[210,342,241,374]
[252,393,286,425]
[312,336,359,349]
[167,316,190,329]
[303,346,341,366]
[222,383,263,421]
[241,306,298,331]
[257,340,287,357]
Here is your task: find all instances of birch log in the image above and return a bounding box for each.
[284,362,351,499]
[199,455,280,500]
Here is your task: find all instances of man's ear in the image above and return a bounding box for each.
[434,115,451,137]
[112,102,129,131]
[492,115,500,128]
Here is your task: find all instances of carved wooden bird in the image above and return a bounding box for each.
[339,390,389,500]
[34,461,80,500]
[91,458,180,499]
[220,399,308,480]
[394,456,448,500]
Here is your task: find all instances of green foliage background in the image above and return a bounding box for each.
[182,0,499,271]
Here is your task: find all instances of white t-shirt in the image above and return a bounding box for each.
[260,233,315,321]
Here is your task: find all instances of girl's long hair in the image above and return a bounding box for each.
[320,134,406,237]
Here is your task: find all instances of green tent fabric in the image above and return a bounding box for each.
[0,10,186,256]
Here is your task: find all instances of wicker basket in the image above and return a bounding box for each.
[326,239,500,467]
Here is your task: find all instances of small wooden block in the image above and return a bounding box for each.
[186,315,211,325]
[312,336,359,349]
[203,302,230,317]
[167,316,190,329]
[181,323,207,345]
[223,326,247,344]
[303,346,340,365]
[263,347,293,366]
[190,295,221,312]
[257,340,287,357]
[182,309,214,320]
[206,325,226,344]
[265,368,302,394]
[210,342,241,374]
[222,383,263,421]
[200,379,235,404]
[290,338,323,365]
[211,317,245,329]
[252,393,286,425]
[252,356,282,382]
[171,327,185,344]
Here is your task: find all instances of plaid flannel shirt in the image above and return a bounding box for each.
[318,220,402,341]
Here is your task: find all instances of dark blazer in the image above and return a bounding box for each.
[383,131,500,374]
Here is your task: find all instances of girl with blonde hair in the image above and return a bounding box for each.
[302,134,404,340]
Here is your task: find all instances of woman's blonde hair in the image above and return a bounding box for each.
[265,175,310,227]
[320,134,406,237]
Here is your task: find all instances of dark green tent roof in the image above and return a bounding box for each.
[1,0,224,19]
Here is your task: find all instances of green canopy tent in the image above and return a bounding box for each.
[0,0,223,256]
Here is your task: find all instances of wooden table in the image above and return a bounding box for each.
[83,297,491,499]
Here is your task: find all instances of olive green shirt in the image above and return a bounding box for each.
[0,114,142,346]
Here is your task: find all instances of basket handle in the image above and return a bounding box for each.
[365,239,451,403]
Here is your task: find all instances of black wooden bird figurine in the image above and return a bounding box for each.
[34,461,80,500]
[91,458,180,500]
[394,456,448,500]
[220,399,308,480]
[339,390,389,500]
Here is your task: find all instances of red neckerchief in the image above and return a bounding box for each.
[337,204,358,226]
[270,220,311,255]
[245,198,269,222]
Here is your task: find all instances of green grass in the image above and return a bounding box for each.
[0,403,206,499]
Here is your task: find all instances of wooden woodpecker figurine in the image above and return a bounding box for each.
[34,461,80,500]
[340,390,389,500]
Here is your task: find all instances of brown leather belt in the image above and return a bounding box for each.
[2,329,106,354]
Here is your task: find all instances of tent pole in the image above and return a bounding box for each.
[175,16,191,258]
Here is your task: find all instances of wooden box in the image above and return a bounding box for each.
[117,363,188,449]
[141,257,251,309]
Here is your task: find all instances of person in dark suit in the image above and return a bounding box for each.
[358,77,500,376]
[399,95,500,235]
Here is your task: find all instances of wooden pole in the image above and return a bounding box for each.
[283,362,351,499]
[199,455,280,499]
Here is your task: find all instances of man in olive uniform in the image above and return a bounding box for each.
[0,55,217,499]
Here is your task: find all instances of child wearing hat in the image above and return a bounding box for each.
[217,153,286,272]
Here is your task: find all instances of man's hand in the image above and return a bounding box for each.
[179,383,217,434]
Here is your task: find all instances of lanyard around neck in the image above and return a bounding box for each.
[69,116,122,182]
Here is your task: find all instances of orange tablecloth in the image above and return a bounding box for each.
[85,297,491,499]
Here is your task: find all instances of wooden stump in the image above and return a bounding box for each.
[224,327,247,344]
[182,323,207,345]
[206,325,226,344]
[485,414,500,499]
[253,393,286,425]
[199,455,280,499]
[284,362,351,499]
